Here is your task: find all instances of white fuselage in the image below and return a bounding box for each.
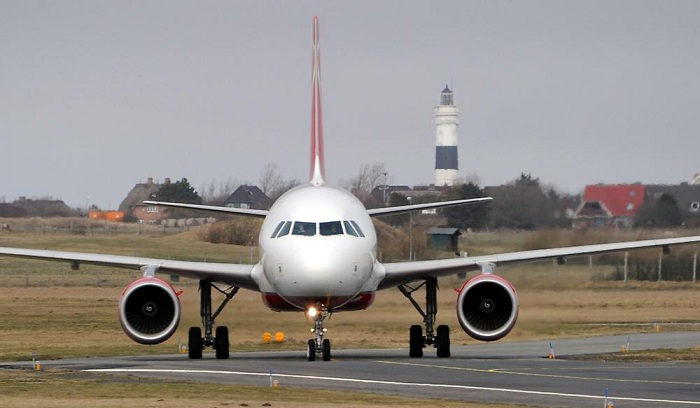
[255,184,379,312]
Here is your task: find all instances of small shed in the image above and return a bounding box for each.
[427,227,461,252]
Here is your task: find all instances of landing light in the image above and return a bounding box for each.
[308,306,318,318]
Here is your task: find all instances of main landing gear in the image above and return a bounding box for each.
[399,276,450,358]
[306,305,331,361]
[188,279,239,359]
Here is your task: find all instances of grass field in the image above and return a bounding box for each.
[0,227,698,407]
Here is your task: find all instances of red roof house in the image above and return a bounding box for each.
[573,184,646,228]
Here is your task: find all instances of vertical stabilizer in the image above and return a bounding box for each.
[309,16,325,186]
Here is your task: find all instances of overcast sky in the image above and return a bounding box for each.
[2,1,699,209]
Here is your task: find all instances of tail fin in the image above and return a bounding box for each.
[309,16,325,186]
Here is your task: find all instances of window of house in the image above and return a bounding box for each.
[690,202,700,212]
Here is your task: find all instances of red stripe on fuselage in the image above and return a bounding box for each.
[309,16,325,184]
[262,292,375,312]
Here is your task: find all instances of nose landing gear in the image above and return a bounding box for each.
[307,306,331,361]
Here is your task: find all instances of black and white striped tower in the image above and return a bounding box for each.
[434,85,459,186]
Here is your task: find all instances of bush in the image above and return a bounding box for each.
[198,217,263,246]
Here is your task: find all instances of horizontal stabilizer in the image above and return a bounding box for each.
[143,200,268,218]
[367,197,492,217]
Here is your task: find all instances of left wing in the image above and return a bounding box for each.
[0,247,259,291]
[378,235,700,289]
[367,197,492,217]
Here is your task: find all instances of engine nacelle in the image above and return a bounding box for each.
[456,274,519,342]
[118,277,181,345]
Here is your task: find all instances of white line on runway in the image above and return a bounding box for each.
[85,368,700,405]
[377,360,700,386]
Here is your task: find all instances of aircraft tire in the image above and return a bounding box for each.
[215,326,230,359]
[409,325,423,358]
[436,325,451,358]
[307,339,316,361]
[188,327,203,359]
[322,339,331,361]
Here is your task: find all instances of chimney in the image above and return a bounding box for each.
[147,177,153,185]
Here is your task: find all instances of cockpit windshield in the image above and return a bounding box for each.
[271,220,365,238]
[292,221,316,236]
[320,221,343,236]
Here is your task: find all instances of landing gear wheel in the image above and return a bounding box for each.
[307,339,316,362]
[409,325,424,358]
[436,325,450,358]
[188,327,203,359]
[214,326,230,359]
[322,339,331,361]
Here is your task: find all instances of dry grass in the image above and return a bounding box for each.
[1,230,699,362]
[0,368,526,408]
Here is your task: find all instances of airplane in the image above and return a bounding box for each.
[2,17,700,362]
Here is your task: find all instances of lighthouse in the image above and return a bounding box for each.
[434,85,459,186]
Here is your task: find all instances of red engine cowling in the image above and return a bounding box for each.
[456,274,519,342]
[118,277,181,345]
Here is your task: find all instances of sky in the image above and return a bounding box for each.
[2,1,699,209]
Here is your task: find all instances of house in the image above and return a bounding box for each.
[223,185,270,210]
[118,177,171,223]
[645,184,700,227]
[573,184,646,228]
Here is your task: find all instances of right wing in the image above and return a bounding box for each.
[378,235,700,289]
[143,200,268,218]
[0,246,260,291]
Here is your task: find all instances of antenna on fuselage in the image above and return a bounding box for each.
[309,16,325,187]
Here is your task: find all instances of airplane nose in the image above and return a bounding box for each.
[275,242,364,297]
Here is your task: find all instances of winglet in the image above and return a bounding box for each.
[309,16,325,186]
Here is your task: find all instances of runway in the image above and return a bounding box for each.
[7,331,700,407]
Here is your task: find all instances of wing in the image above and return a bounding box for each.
[143,200,268,218]
[378,235,700,289]
[367,197,492,217]
[0,246,259,291]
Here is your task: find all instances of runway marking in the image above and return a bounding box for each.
[378,360,700,387]
[85,368,700,405]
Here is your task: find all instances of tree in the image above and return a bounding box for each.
[442,183,490,230]
[384,192,410,226]
[259,163,284,196]
[635,193,683,228]
[154,178,202,204]
[259,163,302,205]
[342,163,388,207]
[487,173,558,230]
[200,177,241,205]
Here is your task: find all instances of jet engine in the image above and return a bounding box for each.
[118,277,181,345]
[456,274,519,342]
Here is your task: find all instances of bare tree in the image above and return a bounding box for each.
[343,163,388,194]
[200,177,241,205]
[259,163,284,195]
[259,163,302,206]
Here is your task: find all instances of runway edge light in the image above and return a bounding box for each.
[548,342,555,359]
